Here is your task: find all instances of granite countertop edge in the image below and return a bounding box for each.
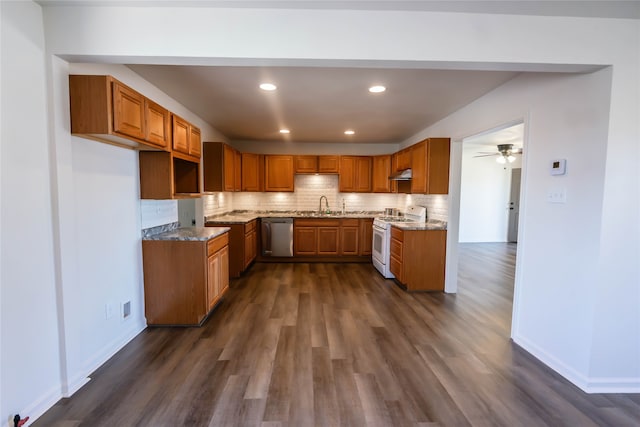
[143,226,231,241]
[392,221,448,231]
[204,210,385,224]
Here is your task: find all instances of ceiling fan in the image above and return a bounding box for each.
[474,143,523,164]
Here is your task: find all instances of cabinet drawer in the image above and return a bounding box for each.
[341,218,359,227]
[390,237,403,259]
[207,233,229,257]
[389,255,403,282]
[244,220,256,234]
[295,218,340,227]
[391,226,404,242]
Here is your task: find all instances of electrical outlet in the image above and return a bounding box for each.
[105,303,114,320]
[122,301,131,320]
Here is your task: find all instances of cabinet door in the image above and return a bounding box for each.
[426,138,451,194]
[355,157,372,192]
[294,155,318,173]
[318,155,340,173]
[317,227,339,255]
[397,148,412,171]
[372,155,391,193]
[207,253,220,311]
[219,246,230,295]
[172,115,190,154]
[223,144,236,192]
[359,219,373,256]
[144,99,170,149]
[242,153,264,191]
[339,156,356,192]
[234,150,242,191]
[265,155,294,191]
[411,141,427,193]
[294,227,317,256]
[244,229,256,268]
[189,126,201,158]
[340,226,359,255]
[113,82,145,140]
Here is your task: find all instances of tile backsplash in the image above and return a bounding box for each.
[202,175,448,221]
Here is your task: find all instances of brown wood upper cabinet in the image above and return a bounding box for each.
[171,114,201,161]
[265,155,294,192]
[294,155,340,174]
[203,142,241,192]
[339,156,372,192]
[372,155,392,193]
[241,153,264,192]
[70,75,172,151]
[139,151,200,199]
[410,138,451,194]
[396,148,412,171]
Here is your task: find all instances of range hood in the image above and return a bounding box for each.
[389,168,412,181]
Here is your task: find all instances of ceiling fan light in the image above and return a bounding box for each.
[496,156,507,164]
[507,155,516,163]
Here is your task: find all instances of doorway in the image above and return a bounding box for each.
[459,123,524,243]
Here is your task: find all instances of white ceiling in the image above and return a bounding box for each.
[128,65,519,143]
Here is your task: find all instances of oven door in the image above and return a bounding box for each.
[372,224,387,263]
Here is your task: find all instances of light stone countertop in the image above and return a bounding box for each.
[143,226,230,241]
[391,220,447,231]
[205,210,384,224]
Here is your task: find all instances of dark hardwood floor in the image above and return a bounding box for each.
[34,243,640,426]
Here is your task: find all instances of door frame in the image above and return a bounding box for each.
[444,117,528,339]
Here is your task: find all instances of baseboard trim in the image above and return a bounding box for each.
[513,334,640,393]
[13,383,63,427]
[77,319,146,391]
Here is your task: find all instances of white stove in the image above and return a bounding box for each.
[372,206,427,278]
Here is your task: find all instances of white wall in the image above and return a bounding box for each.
[459,147,515,242]
[408,68,638,391]
[1,1,62,420]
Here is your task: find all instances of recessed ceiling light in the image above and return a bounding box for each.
[279,129,290,134]
[369,85,386,93]
[260,83,277,91]
[344,130,355,135]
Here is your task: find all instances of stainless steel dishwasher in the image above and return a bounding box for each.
[261,218,294,257]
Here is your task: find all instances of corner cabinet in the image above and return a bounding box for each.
[389,227,446,291]
[142,232,229,326]
[411,138,451,194]
[265,155,295,191]
[203,142,242,192]
[206,219,257,278]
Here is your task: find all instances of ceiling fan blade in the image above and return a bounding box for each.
[473,153,499,158]
[476,151,498,154]
[512,148,523,154]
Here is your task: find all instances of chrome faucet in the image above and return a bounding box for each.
[319,195,330,214]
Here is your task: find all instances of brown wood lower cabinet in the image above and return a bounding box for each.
[294,218,371,258]
[389,226,447,291]
[142,232,229,326]
[206,220,257,278]
[359,218,373,256]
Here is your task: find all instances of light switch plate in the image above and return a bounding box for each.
[547,188,567,203]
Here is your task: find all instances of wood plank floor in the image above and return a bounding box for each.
[34,243,640,426]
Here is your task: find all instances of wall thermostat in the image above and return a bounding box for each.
[550,159,567,175]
